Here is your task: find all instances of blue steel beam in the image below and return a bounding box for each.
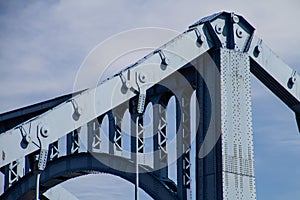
[1,153,177,200]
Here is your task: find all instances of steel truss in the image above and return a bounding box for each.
[1,12,300,200]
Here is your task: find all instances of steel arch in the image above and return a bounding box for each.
[1,152,177,200]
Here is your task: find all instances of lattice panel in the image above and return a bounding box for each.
[49,140,59,161]
[87,119,102,152]
[181,91,192,189]
[114,112,123,152]
[67,129,80,155]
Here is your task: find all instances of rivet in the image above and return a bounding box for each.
[139,72,146,83]
[215,24,223,34]
[40,126,49,138]
[232,15,239,23]
[236,28,243,38]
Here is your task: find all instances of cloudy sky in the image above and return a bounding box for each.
[1,0,300,199]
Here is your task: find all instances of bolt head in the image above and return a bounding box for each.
[215,24,223,34]
[139,72,146,83]
[40,126,49,137]
[236,28,243,38]
[25,135,31,143]
[125,82,131,89]
[232,15,239,23]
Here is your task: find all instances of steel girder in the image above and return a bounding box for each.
[0,11,299,200]
[2,11,299,172]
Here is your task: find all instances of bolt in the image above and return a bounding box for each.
[40,126,49,138]
[125,82,131,89]
[139,72,146,83]
[215,24,223,34]
[236,28,243,38]
[232,15,239,23]
[25,135,31,143]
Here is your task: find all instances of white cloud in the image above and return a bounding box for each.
[1,0,300,112]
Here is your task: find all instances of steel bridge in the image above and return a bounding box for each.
[1,12,300,200]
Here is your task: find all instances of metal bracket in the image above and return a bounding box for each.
[190,27,204,46]
[71,99,82,121]
[119,69,147,114]
[137,88,146,114]
[120,69,139,94]
[136,72,147,114]
[19,124,37,149]
[254,39,263,56]
[35,124,51,200]
[154,49,168,70]
[37,124,50,171]
[288,70,297,89]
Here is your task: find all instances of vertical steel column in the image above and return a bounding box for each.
[108,111,116,155]
[87,118,102,152]
[67,129,80,155]
[220,48,256,199]
[108,107,126,155]
[176,89,192,200]
[112,106,127,155]
[196,49,256,200]
[152,95,168,178]
[196,51,222,200]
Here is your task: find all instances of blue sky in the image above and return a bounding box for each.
[1,0,300,199]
